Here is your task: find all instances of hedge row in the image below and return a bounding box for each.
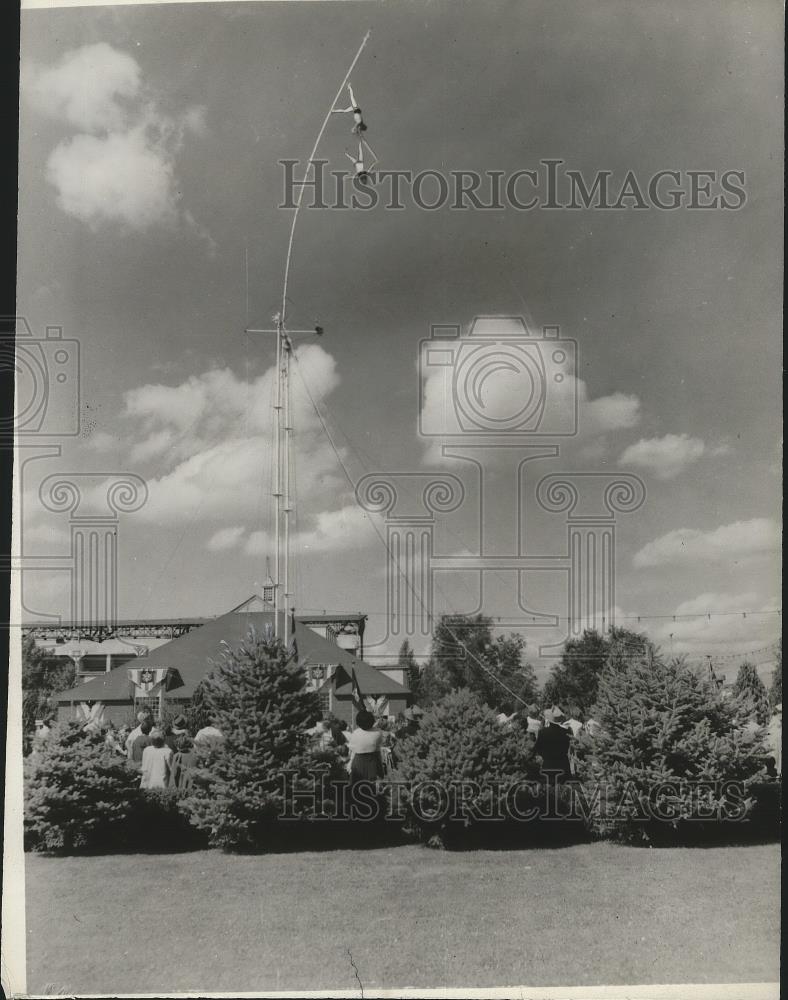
[23,636,780,854]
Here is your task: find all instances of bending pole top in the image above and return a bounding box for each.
[279,30,372,327]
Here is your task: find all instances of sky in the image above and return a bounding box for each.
[15,0,782,679]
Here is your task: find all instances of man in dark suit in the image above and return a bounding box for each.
[533,707,572,782]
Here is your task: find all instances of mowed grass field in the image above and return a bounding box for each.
[25,842,779,994]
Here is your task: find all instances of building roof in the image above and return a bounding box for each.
[56,606,408,703]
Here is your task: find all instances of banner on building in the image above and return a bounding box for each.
[128,667,171,699]
[77,701,105,730]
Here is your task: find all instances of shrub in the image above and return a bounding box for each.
[24,722,140,853]
[732,661,771,726]
[581,653,770,845]
[178,626,345,851]
[22,635,76,736]
[389,689,563,848]
[128,788,207,852]
[768,643,782,708]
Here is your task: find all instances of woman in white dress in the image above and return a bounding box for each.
[345,710,384,783]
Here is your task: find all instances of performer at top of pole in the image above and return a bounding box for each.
[279,30,371,326]
[332,82,368,134]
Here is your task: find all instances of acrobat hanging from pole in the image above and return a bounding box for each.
[332,82,367,134]
[345,138,378,183]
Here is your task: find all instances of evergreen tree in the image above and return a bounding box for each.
[22,635,76,734]
[419,614,537,713]
[769,642,782,708]
[732,661,771,726]
[583,650,767,844]
[25,721,139,852]
[178,626,343,850]
[186,679,212,733]
[391,688,540,846]
[397,640,421,701]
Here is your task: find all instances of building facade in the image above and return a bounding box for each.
[55,597,410,727]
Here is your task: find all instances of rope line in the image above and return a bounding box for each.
[292,352,532,708]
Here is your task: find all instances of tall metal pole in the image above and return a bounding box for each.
[283,336,293,613]
[244,322,322,640]
[273,317,284,639]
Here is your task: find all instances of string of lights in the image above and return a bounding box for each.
[296,607,782,623]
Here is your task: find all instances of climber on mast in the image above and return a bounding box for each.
[345,139,377,183]
[332,82,367,134]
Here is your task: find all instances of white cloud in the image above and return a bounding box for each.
[26,43,209,239]
[130,428,175,463]
[649,592,780,666]
[25,42,140,132]
[582,389,640,436]
[85,430,118,453]
[47,127,179,231]
[633,517,780,568]
[207,526,246,552]
[619,433,705,480]
[672,591,760,616]
[183,105,208,137]
[114,345,371,558]
[246,504,381,557]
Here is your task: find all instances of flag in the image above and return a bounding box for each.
[351,667,365,710]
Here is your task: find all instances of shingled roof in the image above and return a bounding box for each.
[57,606,408,703]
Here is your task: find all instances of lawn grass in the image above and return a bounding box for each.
[25,841,779,994]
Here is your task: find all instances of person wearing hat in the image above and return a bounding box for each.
[533,706,572,782]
